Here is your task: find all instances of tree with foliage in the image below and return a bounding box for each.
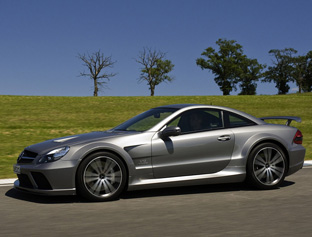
[136,47,174,96]
[263,48,297,94]
[238,58,265,95]
[78,50,116,96]
[292,55,307,93]
[303,51,312,92]
[196,39,248,95]
[292,51,312,93]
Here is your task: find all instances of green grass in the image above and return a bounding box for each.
[1,94,311,178]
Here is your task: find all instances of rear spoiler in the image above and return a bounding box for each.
[260,116,301,126]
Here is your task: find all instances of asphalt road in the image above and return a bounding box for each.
[1,167,312,237]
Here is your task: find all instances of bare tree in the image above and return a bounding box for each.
[136,47,174,96]
[78,50,116,96]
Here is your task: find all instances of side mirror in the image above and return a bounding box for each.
[160,126,181,138]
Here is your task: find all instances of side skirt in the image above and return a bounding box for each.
[127,167,246,191]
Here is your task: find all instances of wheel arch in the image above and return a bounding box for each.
[247,139,290,172]
[75,148,130,189]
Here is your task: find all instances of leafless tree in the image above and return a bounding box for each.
[78,50,116,96]
[136,47,174,96]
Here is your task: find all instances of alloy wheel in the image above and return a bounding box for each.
[252,147,286,186]
[83,156,123,198]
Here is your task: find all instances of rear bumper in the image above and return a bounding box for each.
[287,145,305,176]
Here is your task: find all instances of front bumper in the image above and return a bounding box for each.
[14,180,76,196]
[13,160,78,196]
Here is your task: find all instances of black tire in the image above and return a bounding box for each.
[76,152,127,202]
[247,143,288,190]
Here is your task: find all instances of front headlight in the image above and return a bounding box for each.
[38,146,70,163]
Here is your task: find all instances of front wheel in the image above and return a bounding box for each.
[76,152,127,202]
[247,143,288,189]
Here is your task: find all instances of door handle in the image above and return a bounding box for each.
[218,135,231,141]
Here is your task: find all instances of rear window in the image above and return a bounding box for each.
[225,112,256,128]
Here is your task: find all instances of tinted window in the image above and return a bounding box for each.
[167,109,223,133]
[113,108,178,132]
[225,112,256,128]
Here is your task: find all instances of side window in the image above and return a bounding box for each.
[225,112,256,128]
[127,111,174,131]
[167,109,224,133]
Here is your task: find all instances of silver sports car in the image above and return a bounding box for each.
[13,104,305,201]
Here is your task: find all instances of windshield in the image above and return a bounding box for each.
[113,108,178,132]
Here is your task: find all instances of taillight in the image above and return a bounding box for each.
[293,130,303,144]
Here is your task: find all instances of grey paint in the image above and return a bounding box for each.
[13,104,306,197]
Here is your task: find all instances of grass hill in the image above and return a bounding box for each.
[0,94,311,178]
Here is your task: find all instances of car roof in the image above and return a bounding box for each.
[153,104,266,125]
[156,104,201,109]
[155,104,245,112]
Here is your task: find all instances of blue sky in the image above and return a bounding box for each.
[0,0,311,97]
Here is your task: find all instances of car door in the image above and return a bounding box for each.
[151,109,234,178]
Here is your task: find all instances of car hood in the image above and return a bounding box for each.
[25,131,135,155]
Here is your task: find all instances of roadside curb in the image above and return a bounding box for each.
[0,178,17,187]
[303,160,312,167]
[1,161,312,187]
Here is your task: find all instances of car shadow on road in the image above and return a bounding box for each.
[5,180,295,204]
[5,188,84,204]
[121,180,295,200]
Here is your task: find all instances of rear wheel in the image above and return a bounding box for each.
[76,152,127,201]
[247,143,288,189]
